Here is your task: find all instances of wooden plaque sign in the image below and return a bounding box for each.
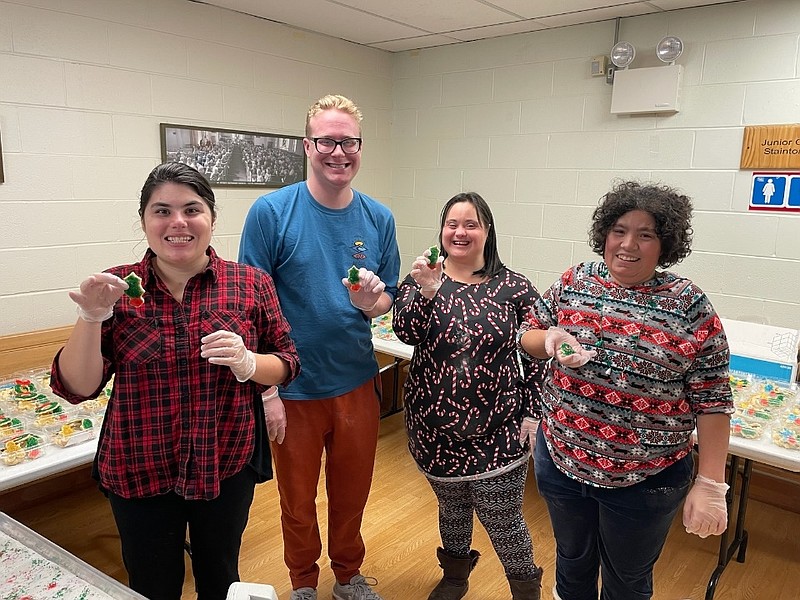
[740,124,800,169]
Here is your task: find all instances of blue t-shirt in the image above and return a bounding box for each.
[239,182,400,400]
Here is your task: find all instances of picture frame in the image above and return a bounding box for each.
[0,130,4,184]
[160,123,306,188]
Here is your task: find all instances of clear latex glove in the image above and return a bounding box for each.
[69,273,129,322]
[410,250,443,295]
[262,386,287,444]
[519,417,540,452]
[341,267,386,311]
[544,326,597,368]
[200,330,256,382]
[683,474,729,538]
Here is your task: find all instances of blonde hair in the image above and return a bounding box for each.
[305,94,363,136]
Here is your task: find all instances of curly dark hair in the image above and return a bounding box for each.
[589,181,693,268]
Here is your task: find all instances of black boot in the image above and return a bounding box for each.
[508,566,543,600]
[427,547,481,600]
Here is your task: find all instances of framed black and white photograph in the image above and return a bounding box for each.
[160,123,306,188]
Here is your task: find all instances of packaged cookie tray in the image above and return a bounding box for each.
[0,415,99,468]
[0,431,51,467]
[730,410,800,446]
[729,375,799,450]
[0,373,110,419]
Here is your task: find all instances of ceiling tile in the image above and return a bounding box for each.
[370,34,464,52]
[487,0,646,20]
[447,20,549,42]
[335,0,520,33]
[204,0,424,44]
[534,4,659,28]
[648,0,734,8]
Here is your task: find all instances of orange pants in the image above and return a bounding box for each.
[272,376,381,590]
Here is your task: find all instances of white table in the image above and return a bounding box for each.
[372,336,413,361]
[705,432,800,599]
[0,437,97,493]
[372,335,413,416]
[0,511,145,599]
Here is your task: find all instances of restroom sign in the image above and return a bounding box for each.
[750,172,800,212]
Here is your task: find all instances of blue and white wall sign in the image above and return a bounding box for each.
[750,172,800,212]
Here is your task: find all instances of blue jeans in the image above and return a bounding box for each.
[534,428,692,600]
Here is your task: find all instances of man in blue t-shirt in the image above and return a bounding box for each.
[239,94,400,600]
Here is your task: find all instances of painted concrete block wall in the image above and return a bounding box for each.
[1,0,799,337]
[0,0,392,335]
[390,0,800,329]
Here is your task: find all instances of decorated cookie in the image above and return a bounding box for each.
[735,403,778,422]
[748,391,786,409]
[30,369,51,389]
[729,415,763,440]
[13,392,48,413]
[729,375,751,401]
[0,416,25,438]
[371,314,397,341]
[123,272,146,308]
[759,381,798,405]
[33,400,69,427]
[772,427,799,450]
[781,412,800,434]
[426,246,440,269]
[78,391,109,415]
[53,418,95,448]
[1,433,44,465]
[347,265,361,292]
[13,379,39,400]
[559,342,576,357]
[729,375,750,390]
[0,384,13,402]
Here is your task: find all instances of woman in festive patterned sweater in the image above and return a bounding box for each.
[518,181,733,600]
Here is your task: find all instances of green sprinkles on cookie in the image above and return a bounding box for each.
[559,342,576,356]
[123,272,146,307]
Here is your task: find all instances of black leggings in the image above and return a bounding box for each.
[428,463,537,579]
[108,468,256,600]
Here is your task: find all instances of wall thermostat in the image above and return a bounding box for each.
[591,55,608,77]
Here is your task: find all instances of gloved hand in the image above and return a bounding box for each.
[544,326,597,368]
[200,330,256,382]
[262,386,287,444]
[69,273,129,322]
[342,267,386,312]
[683,474,729,538]
[519,417,540,452]
[410,249,443,296]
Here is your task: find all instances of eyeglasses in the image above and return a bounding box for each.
[309,137,362,155]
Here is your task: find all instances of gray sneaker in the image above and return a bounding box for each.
[332,575,383,600]
[291,588,317,600]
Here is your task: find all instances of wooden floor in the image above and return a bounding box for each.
[3,413,800,600]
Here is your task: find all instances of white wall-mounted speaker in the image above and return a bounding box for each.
[610,64,683,115]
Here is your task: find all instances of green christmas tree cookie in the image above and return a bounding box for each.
[427,246,440,269]
[123,272,146,308]
[347,265,361,291]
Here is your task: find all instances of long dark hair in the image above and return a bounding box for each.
[438,192,504,278]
